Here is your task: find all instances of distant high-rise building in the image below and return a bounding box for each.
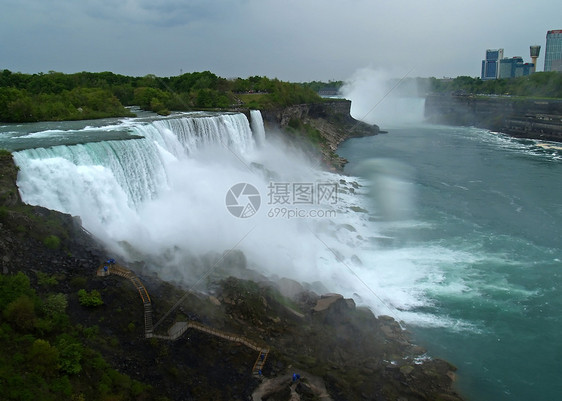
[499,57,534,78]
[544,30,562,72]
[481,49,504,80]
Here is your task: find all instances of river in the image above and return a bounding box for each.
[338,123,562,401]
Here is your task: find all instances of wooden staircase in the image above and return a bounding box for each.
[252,349,269,376]
[151,320,270,374]
[97,262,269,374]
[98,263,153,335]
[143,302,154,337]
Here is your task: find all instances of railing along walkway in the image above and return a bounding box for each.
[97,263,268,374]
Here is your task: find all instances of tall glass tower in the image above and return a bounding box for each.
[481,49,504,80]
[544,30,562,72]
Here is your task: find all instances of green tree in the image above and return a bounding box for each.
[7,96,36,122]
[43,235,61,250]
[0,272,33,309]
[57,336,83,375]
[77,289,103,307]
[42,293,68,317]
[133,87,169,111]
[3,295,36,331]
[27,339,60,376]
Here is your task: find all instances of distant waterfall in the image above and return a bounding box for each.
[250,110,266,146]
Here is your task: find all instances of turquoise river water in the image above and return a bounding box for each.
[338,124,562,401]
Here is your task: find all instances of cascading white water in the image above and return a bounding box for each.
[147,113,257,156]
[13,113,260,255]
[11,110,433,325]
[15,113,257,207]
[15,139,168,209]
[250,110,266,146]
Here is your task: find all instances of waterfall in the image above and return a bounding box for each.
[145,113,257,156]
[12,110,376,316]
[13,112,263,249]
[250,110,266,146]
[10,108,411,325]
[14,139,168,209]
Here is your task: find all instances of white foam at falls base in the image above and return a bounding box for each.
[14,156,144,242]
[13,111,487,331]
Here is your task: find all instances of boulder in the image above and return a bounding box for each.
[313,293,343,312]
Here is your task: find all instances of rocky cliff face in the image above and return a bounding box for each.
[425,94,562,142]
[260,100,379,169]
[0,151,21,207]
[0,151,102,277]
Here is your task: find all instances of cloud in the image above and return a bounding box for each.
[2,0,562,80]
[83,0,245,27]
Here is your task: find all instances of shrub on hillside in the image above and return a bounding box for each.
[77,289,103,307]
[43,234,61,250]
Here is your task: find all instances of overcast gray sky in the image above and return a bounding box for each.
[1,0,561,82]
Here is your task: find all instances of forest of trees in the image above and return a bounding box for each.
[0,70,323,123]
[0,271,163,400]
[1,69,560,123]
[299,73,562,99]
[427,72,562,98]
[300,80,344,92]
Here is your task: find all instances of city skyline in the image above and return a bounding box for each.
[1,0,562,82]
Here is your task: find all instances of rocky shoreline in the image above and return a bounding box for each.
[258,100,380,170]
[0,113,465,400]
[425,94,562,142]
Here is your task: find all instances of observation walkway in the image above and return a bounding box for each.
[96,262,269,375]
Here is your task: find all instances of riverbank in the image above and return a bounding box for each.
[258,100,380,170]
[425,94,562,142]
